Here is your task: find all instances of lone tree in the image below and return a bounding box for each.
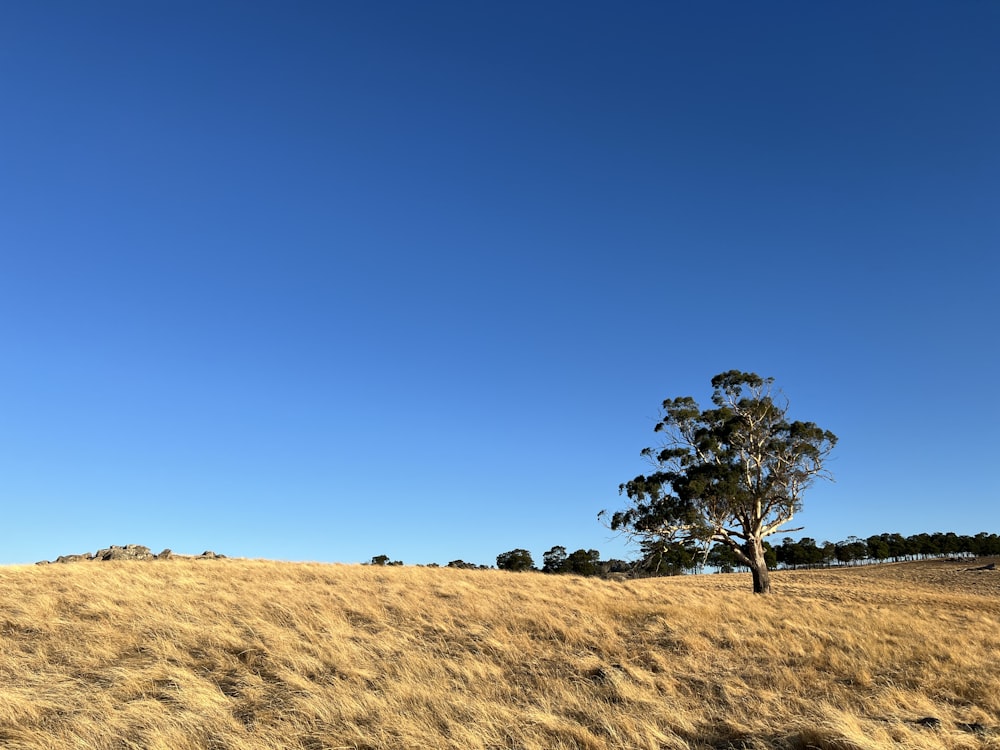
[603,371,836,594]
[496,548,535,572]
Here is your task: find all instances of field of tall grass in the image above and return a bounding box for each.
[1,556,997,749]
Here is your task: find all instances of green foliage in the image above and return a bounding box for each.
[866,535,890,561]
[636,539,698,576]
[496,549,535,572]
[604,371,837,594]
[706,540,777,573]
[562,549,601,576]
[835,537,869,565]
[777,537,818,568]
[706,543,740,573]
[972,531,1000,556]
[540,546,604,576]
[542,546,567,574]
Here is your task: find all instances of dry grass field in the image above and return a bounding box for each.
[1,557,998,750]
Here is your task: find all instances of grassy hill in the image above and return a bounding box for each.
[1,557,997,749]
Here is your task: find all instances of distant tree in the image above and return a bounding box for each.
[778,537,803,568]
[708,540,774,573]
[956,535,975,557]
[929,532,947,555]
[932,531,961,556]
[763,541,778,570]
[446,560,477,569]
[370,555,390,566]
[599,559,632,576]
[972,532,1000,557]
[496,549,535,572]
[820,541,836,567]
[882,533,908,561]
[834,542,853,566]
[562,549,602,577]
[638,538,697,576]
[604,371,836,594]
[707,543,740,573]
[908,533,935,559]
[542,546,568,574]
[800,537,824,567]
[866,535,890,562]
[776,537,823,568]
[843,537,869,565]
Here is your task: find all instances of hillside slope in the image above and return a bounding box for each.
[1,558,998,749]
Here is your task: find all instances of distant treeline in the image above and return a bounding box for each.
[368,547,630,576]
[654,530,1000,576]
[370,531,999,577]
[770,531,1000,570]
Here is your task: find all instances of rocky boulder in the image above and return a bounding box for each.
[35,545,225,564]
[55,553,93,563]
[94,544,155,561]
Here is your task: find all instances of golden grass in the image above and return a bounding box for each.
[1,558,998,749]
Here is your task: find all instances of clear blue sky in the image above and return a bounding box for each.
[1,1,997,566]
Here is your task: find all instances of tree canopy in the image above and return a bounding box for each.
[603,371,837,594]
[496,548,535,572]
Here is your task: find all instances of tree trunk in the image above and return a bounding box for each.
[747,537,772,594]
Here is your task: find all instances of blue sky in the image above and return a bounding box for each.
[1,1,997,566]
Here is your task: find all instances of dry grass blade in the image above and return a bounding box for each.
[0,558,997,749]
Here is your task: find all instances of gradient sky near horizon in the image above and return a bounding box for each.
[1,1,997,566]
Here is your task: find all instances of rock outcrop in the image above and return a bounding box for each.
[35,545,226,565]
[95,544,155,561]
[55,554,92,564]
